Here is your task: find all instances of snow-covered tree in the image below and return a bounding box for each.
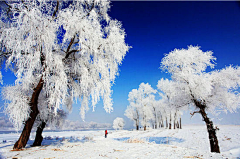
[157,81,186,129]
[113,117,124,130]
[159,46,240,153]
[138,83,157,130]
[155,99,166,128]
[0,0,129,149]
[173,109,182,129]
[124,89,141,130]
[124,104,140,130]
[125,83,157,131]
[125,82,183,130]
[150,98,158,129]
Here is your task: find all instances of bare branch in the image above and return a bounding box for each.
[65,49,81,59]
[52,1,59,19]
[3,1,12,9]
[97,44,102,50]
[190,111,200,118]
[64,35,75,59]
[86,2,95,17]
[21,0,28,10]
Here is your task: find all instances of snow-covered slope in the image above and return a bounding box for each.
[0,125,239,159]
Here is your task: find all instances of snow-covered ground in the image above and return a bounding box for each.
[0,125,240,159]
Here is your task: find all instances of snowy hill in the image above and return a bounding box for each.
[0,125,240,158]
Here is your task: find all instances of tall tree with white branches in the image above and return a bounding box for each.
[0,0,129,149]
[125,83,156,131]
[159,46,240,153]
[157,80,186,129]
[138,83,157,131]
[125,89,141,130]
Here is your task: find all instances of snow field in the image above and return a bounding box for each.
[0,125,240,159]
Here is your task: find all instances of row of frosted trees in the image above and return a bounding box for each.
[126,46,240,153]
[125,83,182,131]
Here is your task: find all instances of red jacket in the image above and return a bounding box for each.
[105,130,108,135]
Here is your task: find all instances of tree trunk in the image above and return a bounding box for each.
[13,77,44,150]
[136,124,139,130]
[166,117,168,129]
[135,119,139,130]
[169,115,171,129]
[144,125,146,131]
[193,99,220,153]
[32,121,46,146]
[174,120,176,129]
[180,118,182,129]
[153,107,157,129]
[136,111,139,130]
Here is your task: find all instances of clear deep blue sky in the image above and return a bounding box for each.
[1,1,240,128]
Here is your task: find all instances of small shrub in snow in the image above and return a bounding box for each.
[113,117,125,130]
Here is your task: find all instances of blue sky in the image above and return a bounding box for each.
[1,1,240,129]
[68,1,240,128]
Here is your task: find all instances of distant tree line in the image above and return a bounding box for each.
[125,83,182,131]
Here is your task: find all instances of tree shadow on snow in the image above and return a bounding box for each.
[0,143,14,149]
[25,135,93,148]
[146,137,184,144]
[113,137,130,142]
[113,137,184,145]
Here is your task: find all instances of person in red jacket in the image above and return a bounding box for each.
[105,130,108,138]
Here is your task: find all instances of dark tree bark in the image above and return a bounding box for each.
[169,114,171,129]
[180,118,182,129]
[135,110,139,130]
[135,118,139,130]
[158,115,162,128]
[143,115,146,131]
[13,77,44,150]
[152,107,157,129]
[166,117,168,129]
[193,99,220,153]
[174,112,177,129]
[176,121,179,129]
[32,120,46,146]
